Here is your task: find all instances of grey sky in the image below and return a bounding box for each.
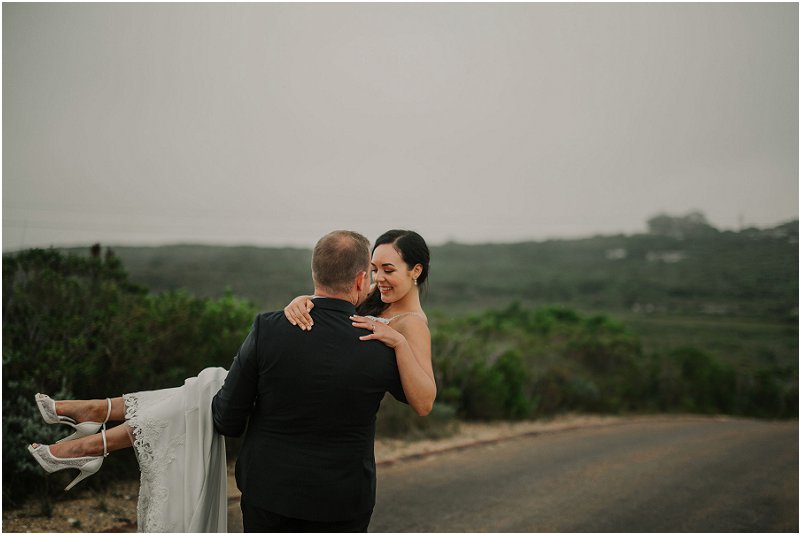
[3,3,798,251]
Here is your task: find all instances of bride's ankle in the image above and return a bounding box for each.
[56,400,107,424]
[49,440,92,458]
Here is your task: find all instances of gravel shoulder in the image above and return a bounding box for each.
[2,414,716,532]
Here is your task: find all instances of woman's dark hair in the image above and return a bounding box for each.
[357,230,430,317]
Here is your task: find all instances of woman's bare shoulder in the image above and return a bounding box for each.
[391,312,430,339]
[387,311,427,323]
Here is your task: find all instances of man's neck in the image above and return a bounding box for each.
[313,288,355,304]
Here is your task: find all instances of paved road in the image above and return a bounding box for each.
[369,418,798,532]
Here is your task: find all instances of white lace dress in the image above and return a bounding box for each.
[123,366,229,532]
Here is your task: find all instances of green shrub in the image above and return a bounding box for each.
[430,302,795,421]
[2,247,256,506]
[735,365,799,418]
[375,396,458,439]
[461,360,509,420]
[492,350,533,418]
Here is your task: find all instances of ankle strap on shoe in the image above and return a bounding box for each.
[101,428,109,458]
[103,398,112,426]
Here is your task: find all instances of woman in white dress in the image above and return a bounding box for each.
[27,229,436,532]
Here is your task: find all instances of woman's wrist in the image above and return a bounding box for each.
[390,335,409,350]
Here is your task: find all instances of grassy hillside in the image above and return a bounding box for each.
[100,244,314,311]
[57,220,797,317]
[50,219,797,370]
[429,224,798,319]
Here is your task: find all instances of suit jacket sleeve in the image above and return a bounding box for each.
[387,370,408,404]
[211,315,260,437]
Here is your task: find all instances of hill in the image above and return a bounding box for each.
[53,219,798,320]
[48,218,797,373]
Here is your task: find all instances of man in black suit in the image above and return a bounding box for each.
[211,230,407,532]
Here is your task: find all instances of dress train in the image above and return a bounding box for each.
[123,367,229,532]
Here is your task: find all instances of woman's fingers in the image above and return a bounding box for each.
[349,315,375,332]
[285,305,313,330]
[296,311,313,330]
[298,308,313,330]
[283,296,315,330]
[349,315,404,348]
[298,300,314,330]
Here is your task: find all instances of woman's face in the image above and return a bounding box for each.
[371,243,420,304]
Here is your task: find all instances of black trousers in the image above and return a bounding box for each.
[241,500,373,533]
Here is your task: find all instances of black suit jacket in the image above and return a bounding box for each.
[211,298,407,522]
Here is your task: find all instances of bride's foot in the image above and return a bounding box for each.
[28,429,109,491]
[35,395,112,443]
[48,438,99,458]
[37,422,130,460]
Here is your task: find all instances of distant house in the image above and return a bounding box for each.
[605,248,627,260]
[646,251,687,263]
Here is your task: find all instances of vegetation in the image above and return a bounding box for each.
[70,217,797,321]
[3,214,797,508]
[429,303,796,421]
[428,218,797,320]
[3,247,256,507]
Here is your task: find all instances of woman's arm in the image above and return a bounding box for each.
[351,315,436,416]
[284,285,377,331]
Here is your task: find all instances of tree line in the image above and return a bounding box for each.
[58,217,798,319]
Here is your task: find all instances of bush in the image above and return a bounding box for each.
[493,350,533,418]
[461,360,510,420]
[376,396,458,439]
[735,365,799,418]
[2,247,256,506]
[432,303,647,419]
[430,302,796,421]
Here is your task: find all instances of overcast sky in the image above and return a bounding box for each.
[3,3,798,251]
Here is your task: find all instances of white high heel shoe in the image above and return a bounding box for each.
[27,427,109,491]
[35,394,111,443]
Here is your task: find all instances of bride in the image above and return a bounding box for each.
[27,229,435,532]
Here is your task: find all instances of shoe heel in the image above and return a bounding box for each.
[64,457,103,491]
[55,422,102,444]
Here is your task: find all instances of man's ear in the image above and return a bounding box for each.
[355,271,368,292]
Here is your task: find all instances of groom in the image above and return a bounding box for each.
[211,230,407,532]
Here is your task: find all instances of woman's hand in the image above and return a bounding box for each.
[354,314,436,416]
[283,295,314,330]
[350,315,406,348]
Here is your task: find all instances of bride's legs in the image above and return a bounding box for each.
[45,423,133,458]
[55,397,127,423]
